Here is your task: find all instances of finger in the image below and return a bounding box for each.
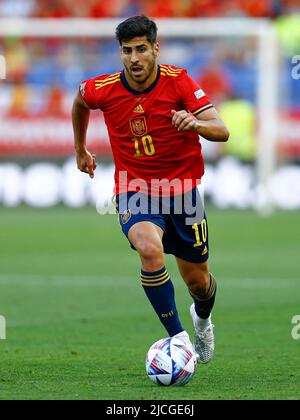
[172,113,184,127]
[79,165,89,174]
[92,154,97,170]
[172,111,188,127]
[175,114,190,130]
[181,122,195,132]
[87,164,94,179]
[184,120,197,132]
[178,120,191,132]
[79,160,92,175]
[171,110,181,126]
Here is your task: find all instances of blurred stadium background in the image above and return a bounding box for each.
[0,0,299,210]
[1,0,300,401]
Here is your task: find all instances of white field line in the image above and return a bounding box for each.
[0,273,133,286]
[0,273,298,289]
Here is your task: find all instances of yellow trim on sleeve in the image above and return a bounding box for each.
[192,104,213,115]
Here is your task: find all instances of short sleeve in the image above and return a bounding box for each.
[177,71,214,116]
[78,78,99,110]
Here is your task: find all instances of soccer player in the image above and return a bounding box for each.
[72,15,229,364]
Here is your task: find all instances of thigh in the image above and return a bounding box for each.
[128,221,166,271]
[128,221,164,250]
[163,189,210,263]
[116,192,166,247]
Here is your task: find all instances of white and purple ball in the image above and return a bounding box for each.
[146,337,196,386]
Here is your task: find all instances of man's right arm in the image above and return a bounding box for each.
[72,93,96,179]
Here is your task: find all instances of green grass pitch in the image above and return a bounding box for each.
[0,206,299,400]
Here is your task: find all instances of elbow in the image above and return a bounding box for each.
[218,125,230,142]
[210,119,230,142]
[222,127,230,142]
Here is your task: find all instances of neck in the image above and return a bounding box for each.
[124,65,158,92]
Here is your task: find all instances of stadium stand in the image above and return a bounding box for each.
[0,1,299,208]
[0,0,299,119]
[0,1,299,176]
[0,0,299,18]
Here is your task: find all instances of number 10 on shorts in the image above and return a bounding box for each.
[192,220,207,248]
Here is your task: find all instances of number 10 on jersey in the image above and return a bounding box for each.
[132,135,155,157]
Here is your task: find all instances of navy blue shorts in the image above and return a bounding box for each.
[115,188,209,263]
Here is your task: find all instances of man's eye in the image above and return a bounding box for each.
[123,49,131,54]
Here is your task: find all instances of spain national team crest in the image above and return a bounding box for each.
[130,116,148,136]
[121,209,132,224]
[79,82,86,97]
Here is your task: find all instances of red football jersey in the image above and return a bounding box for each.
[79,64,213,196]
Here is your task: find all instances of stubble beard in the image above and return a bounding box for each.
[126,54,157,85]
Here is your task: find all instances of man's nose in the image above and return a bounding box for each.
[130,50,139,63]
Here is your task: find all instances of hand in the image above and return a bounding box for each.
[76,149,97,179]
[171,110,199,133]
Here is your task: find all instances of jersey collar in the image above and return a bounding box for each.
[121,65,160,95]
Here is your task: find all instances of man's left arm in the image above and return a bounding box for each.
[171,108,230,142]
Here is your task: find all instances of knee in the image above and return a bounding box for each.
[128,223,165,271]
[135,239,164,268]
[185,264,210,295]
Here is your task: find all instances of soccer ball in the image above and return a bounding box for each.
[146,337,196,386]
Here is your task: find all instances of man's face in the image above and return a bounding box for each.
[120,36,159,86]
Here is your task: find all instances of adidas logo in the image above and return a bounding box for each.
[202,246,208,256]
[133,104,144,113]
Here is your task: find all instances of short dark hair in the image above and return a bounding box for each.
[116,15,158,45]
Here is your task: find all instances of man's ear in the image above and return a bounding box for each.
[154,42,160,57]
